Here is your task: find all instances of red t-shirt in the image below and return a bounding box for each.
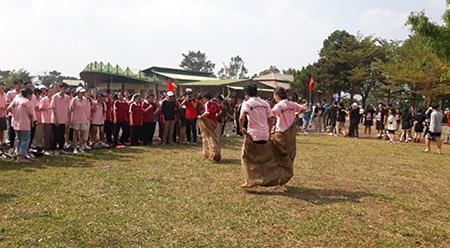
[105,98,113,121]
[129,102,143,126]
[114,100,129,122]
[204,100,220,123]
[447,112,450,127]
[185,101,198,120]
[142,101,157,123]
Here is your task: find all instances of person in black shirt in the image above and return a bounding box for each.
[363,104,375,137]
[161,91,177,145]
[375,103,387,139]
[328,101,338,135]
[337,103,347,136]
[348,103,361,138]
[413,109,426,143]
[400,106,414,143]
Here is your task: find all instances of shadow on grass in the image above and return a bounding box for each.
[219,158,241,165]
[0,147,145,172]
[247,186,375,205]
[0,193,17,204]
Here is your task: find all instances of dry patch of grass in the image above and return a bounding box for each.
[0,136,449,247]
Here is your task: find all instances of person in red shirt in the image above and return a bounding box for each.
[142,93,158,145]
[129,94,143,146]
[197,92,221,162]
[181,92,198,144]
[113,92,130,145]
[445,108,450,144]
[104,90,114,144]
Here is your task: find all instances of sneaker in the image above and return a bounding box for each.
[73,147,79,154]
[83,144,92,150]
[64,143,71,149]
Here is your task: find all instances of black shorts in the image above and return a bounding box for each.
[376,121,384,130]
[0,117,6,131]
[426,132,441,140]
[387,130,395,134]
[91,124,104,127]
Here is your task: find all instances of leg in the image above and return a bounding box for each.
[162,121,170,145]
[192,119,198,142]
[168,120,175,145]
[7,116,15,149]
[436,138,442,154]
[149,122,156,145]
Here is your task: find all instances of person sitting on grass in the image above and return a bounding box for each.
[424,104,444,154]
[7,88,35,163]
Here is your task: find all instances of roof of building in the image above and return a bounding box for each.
[143,66,216,82]
[80,62,159,84]
[152,71,217,82]
[258,81,291,89]
[63,79,85,87]
[254,72,294,83]
[177,79,251,86]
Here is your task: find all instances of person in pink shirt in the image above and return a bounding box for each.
[240,84,273,143]
[7,88,35,163]
[6,80,23,150]
[31,86,45,150]
[0,79,7,146]
[90,93,106,148]
[39,87,54,151]
[272,87,307,132]
[51,82,71,151]
[82,91,94,150]
[70,87,89,153]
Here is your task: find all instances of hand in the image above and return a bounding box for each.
[241,127,247,135]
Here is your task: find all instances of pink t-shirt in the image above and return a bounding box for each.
[10,96,35,131]
[91,101,106,125]
[272,99,303,132]
[85,98,93,122]
[0,92,6,118]
[6,90,20,117]
[51,93,71,124]
[70,97,89,124]
[39,96,53,124]
[31,95,40,123]
[241,97,273,141]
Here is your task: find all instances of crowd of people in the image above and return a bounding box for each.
[298,100,450,153]
[0,77,449,164]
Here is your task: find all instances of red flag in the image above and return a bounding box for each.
[168,79,175,91]
[308,76,315,93]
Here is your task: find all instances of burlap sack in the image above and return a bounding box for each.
[241,124,297,187]
[198,117,221,162]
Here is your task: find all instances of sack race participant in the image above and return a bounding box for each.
[240,85,306,188]
[198,93,221,162]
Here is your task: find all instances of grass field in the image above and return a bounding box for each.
[0,135,449,247]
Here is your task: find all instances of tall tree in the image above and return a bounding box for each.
[282,68,297,75]
[258,65,280,76]
[408,1,450,79]
[3,69,32,88]
[377,36,450,106]
[179,50,215,74]
[218,55,248,79]
[38,70,77,86]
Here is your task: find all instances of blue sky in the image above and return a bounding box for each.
[0,0,447,77]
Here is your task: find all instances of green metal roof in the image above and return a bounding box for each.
[152,71,216,82]
[177,79,251,86]
[81,62,160,83]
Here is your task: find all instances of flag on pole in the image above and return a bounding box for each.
[168,79,175,91]
[308,76,315,93]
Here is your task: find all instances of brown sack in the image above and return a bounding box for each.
[241,124,297,187]
[198,117,221,162]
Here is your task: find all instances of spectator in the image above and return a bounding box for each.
[161,91,177,145]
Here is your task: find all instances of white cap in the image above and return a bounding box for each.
[167,91,174,97]
[76,86,86,93]
[38,85,48,90]
[352,102,358,107]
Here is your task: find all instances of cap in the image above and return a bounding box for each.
[352,102,358,107]
[76,86,86,93]
[38,84,48,90]
[167,91,174,97]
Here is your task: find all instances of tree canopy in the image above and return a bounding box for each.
[180,50,215,74]
[218,56,249,79]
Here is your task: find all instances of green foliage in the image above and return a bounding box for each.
[218,55,249,79]
[37,70,77,87]
[376,36,450,105]
[179,50,215,74]
[258,65,280,76]
[0,69,32,88]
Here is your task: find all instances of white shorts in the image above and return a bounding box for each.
[71,122,90,131]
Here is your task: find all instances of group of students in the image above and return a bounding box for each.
[299,100,450,154]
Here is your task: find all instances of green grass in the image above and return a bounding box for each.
[0,135,449,247]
